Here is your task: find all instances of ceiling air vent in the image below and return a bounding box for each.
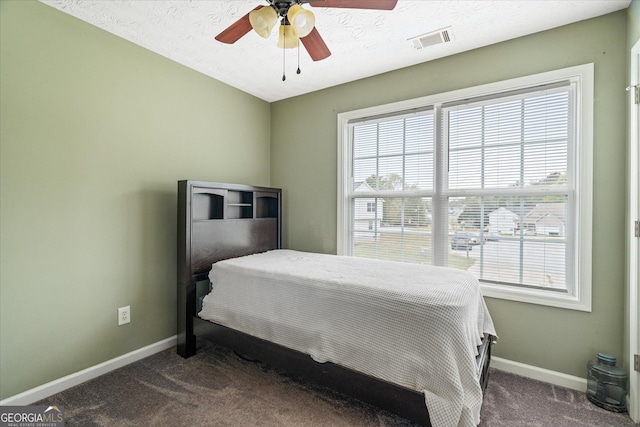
[408,27,454,50]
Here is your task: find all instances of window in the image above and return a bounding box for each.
[337,64,593,311]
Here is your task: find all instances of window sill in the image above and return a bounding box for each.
[480,281,591,312]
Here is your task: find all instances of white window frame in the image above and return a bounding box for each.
[337,64,593,311]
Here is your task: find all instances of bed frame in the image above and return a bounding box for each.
[177,180,492,427]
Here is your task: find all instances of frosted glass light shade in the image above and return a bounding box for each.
[249,6,278,38]
[287,5,315,38]
[277,24,299,49]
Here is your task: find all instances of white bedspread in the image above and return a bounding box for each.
[199,249,496,427]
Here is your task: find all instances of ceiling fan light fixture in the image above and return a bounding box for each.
[249,6,278,38]
[277,23,299,49]
[287,4,315,38]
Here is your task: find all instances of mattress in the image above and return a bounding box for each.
[199,249,496,427]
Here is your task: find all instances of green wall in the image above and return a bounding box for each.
[628,0,640,47]
[271,11,628,378]
[0,0,271,399]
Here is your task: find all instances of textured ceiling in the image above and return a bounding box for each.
[40,0,630,102]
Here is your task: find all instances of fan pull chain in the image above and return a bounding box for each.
[282,24,287,81]
[297,40,301,75]
[282,34,286,81]
[281,25,301,81]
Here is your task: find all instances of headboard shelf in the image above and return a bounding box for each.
[192,192,224,220]
[256,192,279,218]
[177,180,282,358]
[187,185,281,222]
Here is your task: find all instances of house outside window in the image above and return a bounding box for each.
[337,64,593,311]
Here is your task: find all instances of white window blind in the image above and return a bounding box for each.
[338,64,593,310]
[444,86,572,291]
[351,112,435,263]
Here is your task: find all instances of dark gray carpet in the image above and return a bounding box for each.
[36,341,636,427]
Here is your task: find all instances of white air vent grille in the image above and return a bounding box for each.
[408,27,454,50]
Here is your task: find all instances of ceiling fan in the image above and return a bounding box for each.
[215,0,399,62]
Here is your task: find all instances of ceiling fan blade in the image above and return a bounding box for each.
[300,27,331,61]
[309,0,398,10]
[215,6,261,44]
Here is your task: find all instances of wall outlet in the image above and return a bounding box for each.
[118,306,130,326]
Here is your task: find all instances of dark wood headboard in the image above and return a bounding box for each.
[177,180,282,357]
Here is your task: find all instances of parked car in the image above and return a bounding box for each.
[486,232,499,241]
[451,233,473,250]
[469,234,489,245]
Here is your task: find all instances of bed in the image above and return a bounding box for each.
[177,180,496,427]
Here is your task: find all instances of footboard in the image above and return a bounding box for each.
[477,333,492,392]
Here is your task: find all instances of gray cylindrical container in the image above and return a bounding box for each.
[586,353,628,412]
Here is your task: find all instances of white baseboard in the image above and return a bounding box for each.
[1,340,589,407]
[491,356,588,392]
[0,335,177,406]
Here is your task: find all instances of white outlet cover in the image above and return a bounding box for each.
[118,306,130,326]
